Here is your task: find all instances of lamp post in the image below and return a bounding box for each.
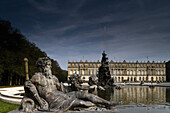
[24,58,29,80]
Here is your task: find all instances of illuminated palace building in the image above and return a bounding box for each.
[68,59,166,83]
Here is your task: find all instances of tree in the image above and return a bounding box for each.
[166,61,170,82]
[0,19,67,86]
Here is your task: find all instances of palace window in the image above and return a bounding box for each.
[122,77,124,81]
[130,70,133,75]
[96,70,98,74]
[115,77,117,82]
[158,70,161,75]
[151,70,153,75]
[92,70,94,75]
[134,77,136,81]
[82,70,85,75]
[114,70,116,75]
[142,70,144,75]
[117,70,120,75]
[89,70,91,75]
[127,70,129,75]
[139,64,141,67]
[74,70,76,74]
[162,70,164,75]
[70,70,73,74]
[160,64,162,68]
[162,77,164,81]
[121,70,123,75]
[151,77,154,81]
[141,70,143,75]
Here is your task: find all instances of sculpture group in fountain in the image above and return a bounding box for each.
[19,57,119,113]
[68,74,88,92]
[97,51,114,87]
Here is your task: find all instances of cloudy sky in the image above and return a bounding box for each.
[0,0,170,70]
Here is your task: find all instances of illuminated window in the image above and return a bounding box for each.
[162,70,164,75]
[70,70,73,74]
[114,70,116,75]
[121,70,123,75]
[74,70,76,74]
[82,69,85,75]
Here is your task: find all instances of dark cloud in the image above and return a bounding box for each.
[0,0,170,70]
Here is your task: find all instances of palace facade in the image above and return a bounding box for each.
[68,60,166,82]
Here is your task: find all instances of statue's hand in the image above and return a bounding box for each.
[38,98,49,111]
[98,86,105,90]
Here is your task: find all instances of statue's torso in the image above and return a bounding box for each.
[30,73,75,109]
[31,73,59,99]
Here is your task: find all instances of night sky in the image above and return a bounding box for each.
[0,0,170,70]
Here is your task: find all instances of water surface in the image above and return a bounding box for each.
[98,86,170,113]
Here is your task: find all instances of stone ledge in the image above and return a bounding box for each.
[8,108,119,113]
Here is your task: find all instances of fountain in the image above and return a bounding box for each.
[9,57,120,113]
[97,51,114,87]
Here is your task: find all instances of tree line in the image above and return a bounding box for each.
[0,19,67,86]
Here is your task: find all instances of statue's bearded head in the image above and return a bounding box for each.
[36,57,52,76]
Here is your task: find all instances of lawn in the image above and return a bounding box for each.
[0,100,19,113]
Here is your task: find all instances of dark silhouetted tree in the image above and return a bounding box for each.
[0,19,67,86]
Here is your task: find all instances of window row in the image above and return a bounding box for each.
[111,70,164,75]
[70,64,100,68]
[115,76,165,82]
[111,64,165,68]
[70,69,98,75]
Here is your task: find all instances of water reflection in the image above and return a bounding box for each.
[98,86,170,113]
[98,86,170,105]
